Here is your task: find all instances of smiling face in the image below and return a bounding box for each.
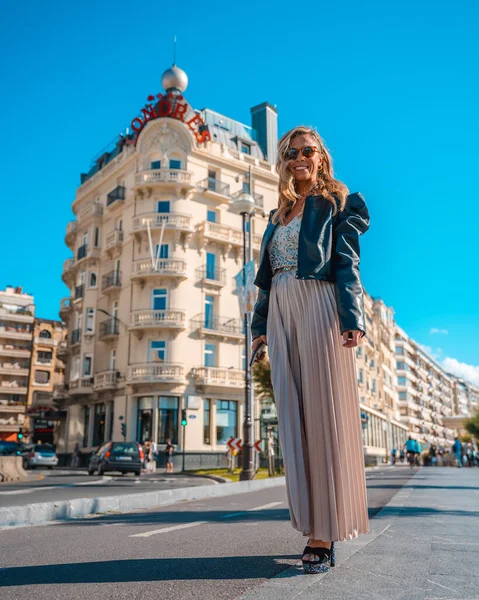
[287,134,322,185]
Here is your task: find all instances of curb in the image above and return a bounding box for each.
[0,475,286,529]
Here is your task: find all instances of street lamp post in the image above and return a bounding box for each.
[231,187,256,481]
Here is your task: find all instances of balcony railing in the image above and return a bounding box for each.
[190,314,244,339]
[0,328,32,341]
[197,221,261,251]
[197,177,231,198]
[0,345,31,357]
[71,329,81,345]
[132,212,193,234]
[102,270,121,292]
[194,367,244,388]
[53,384,68,399]
[105,229,124,252]
[195,265,227,286]
[69,377,94,395]
[134,168,192,188]
[59,297,72,318]
[131,258,188,280]
[94,370,119,390]
[106,185,126,207]
[130,309,186,330]
[76,244,87,261]
[128,363,185,384]
[0,364,29,376]
[77,202,103,222]
[65,221,77,247]
[62,259,75,281]
[99,319,120,340]
[57,340,68,356]
[74,284,85,300]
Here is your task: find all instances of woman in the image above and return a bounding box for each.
[251,126,370,574]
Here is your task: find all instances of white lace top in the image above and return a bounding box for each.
[267,214,302,273]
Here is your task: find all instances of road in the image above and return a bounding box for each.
[0,469,216,507]
[0,467,416,600]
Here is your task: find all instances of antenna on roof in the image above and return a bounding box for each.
[173,35,177,65]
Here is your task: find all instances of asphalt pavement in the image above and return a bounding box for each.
[0,468,216,507]
[0,466,417,600]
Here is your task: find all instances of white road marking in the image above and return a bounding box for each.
[130,521,207,538]
[0,486,57,496]
[75,476,112,486]
[130,501,283,537]
[427,579,458,593]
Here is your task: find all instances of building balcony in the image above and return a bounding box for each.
[65,221,77,248]
[74,284,85,301]
[130,258,188,282]
[0,328,32,341]
[62,258,75,283]
[193,367,244,391]
[94,370,119,391]
[69,377,94,396]
[196,221,261,256]
[190,314,244,342]
[0,364,29,376]
[0,346,31,358]
[0,400,26,413]
[99,319,120,341]
[197,177,231,203]
[104,229,124,255]
[76,244,100,265]
[0,307,34,324]
[71,329,82,347]
[130,309,186,334]
[134,168,194,193]
[106,185,126,208]
[128,363,185,385]
[131,212,194,237]
[53,384,69,400]
[59,297,72,321]
[0,382,28,395]
[195,265,227,288]
[57,340,68,358]
[102,271,121,294]
[76,201,103,223]
[34,336,57,347]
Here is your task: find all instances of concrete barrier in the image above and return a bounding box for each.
[0,475,287,528]
[0,456,28,483]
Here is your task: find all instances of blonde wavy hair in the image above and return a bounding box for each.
[273,126,349,225]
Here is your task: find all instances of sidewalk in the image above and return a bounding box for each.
[242,467,479,600]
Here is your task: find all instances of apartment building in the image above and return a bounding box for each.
[395,325,455,448]
[57,64,279,465]
[0,286,35,441]
[25,319,66,445]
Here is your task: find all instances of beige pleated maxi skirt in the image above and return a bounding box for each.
[267,270,370,542]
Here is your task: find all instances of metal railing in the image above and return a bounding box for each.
[71,329,81,345]
[197,177,230,197]
[74,284,84,300]
[106,185,126,207]
[195,265,226,285]
[102,271,121,291]
[76,244,87,260]
[99,319,120,338]
[190,314,244,336]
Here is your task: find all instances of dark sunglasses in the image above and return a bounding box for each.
[284,145,321,161]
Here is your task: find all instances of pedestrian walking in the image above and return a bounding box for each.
[165,438,174,473]
[399,448,405,463]
[251,126,370,574]
[405,436,417,466]
[453,437,463,468]
[71,442,81,468]
[391,448,397,465]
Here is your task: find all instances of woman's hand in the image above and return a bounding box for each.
[341,330,364,348]
[251,335,267,364]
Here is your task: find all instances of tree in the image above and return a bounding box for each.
[252,358,274,403]
[465,411,479,437]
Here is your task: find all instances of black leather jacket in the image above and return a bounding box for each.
[252,192,370,339]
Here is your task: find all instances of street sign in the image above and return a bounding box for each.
[254,440,263,453]
[188,414,197,419]
[227,437,242,452]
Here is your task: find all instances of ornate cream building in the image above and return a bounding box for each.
[57,64,279,466]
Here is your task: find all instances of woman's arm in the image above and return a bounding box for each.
[332,192,370,337]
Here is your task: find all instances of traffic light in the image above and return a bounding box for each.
[17,428,24,441]
[181,409,187,427]
[121,422,127,439]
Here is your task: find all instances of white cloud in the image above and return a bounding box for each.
[430,328,449,335]
[442,357,479,387]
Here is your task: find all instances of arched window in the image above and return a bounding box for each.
[39,330,52,339]
[89,272,97,288]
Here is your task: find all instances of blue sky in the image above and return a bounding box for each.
[1,0,478,383]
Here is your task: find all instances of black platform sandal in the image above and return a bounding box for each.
[301,544,332,574]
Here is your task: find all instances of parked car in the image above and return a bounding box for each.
[0,441,22,456]
[88,442,144,476]
[24,444,59,469]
